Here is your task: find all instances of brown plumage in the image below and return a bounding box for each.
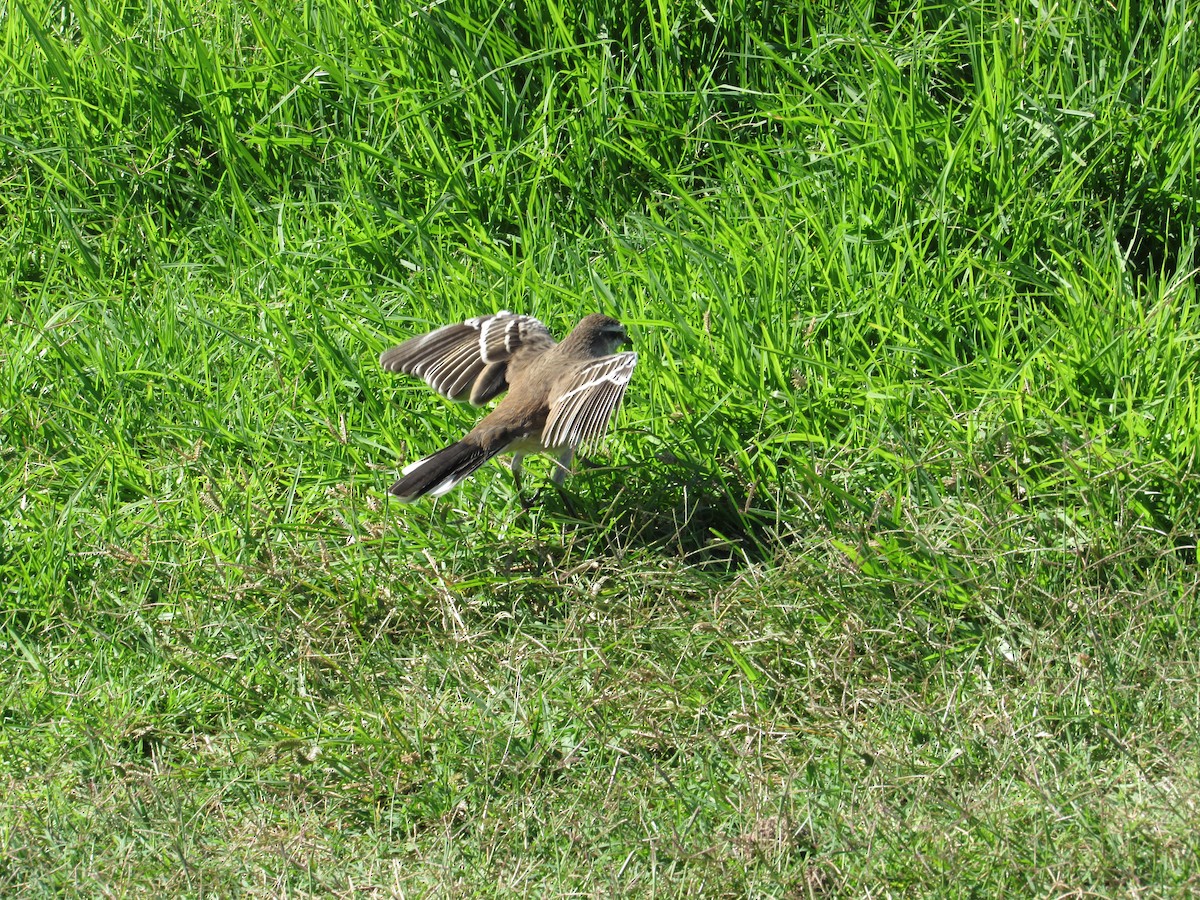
[380,312,636,501]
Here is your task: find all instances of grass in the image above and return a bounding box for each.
[2,0,1199,894]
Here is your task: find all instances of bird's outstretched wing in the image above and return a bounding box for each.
[541,352,637,450]
[379,311,556,406]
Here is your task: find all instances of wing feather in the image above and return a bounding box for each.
[379,311,555,405]
[541,352,637,450]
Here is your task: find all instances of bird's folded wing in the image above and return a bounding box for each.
[379,311,555,405]
[541,352,637,450]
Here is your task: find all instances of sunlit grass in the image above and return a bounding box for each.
[2,0,1199,894]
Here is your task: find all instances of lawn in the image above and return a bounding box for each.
[2,0,1199,895]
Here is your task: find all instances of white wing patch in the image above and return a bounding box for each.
[380,311,554,405]
[477,314,501,364]
[541,352,637,451]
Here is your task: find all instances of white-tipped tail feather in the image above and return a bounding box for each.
[389,440,497,502]
[398,456,465,499]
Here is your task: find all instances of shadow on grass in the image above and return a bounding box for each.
[531,453,789,570]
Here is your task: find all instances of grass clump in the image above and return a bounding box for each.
[3,0,1199,895]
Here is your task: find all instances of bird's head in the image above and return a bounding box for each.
[567,313,631,356]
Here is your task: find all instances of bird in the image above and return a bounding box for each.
[379,311,637,502]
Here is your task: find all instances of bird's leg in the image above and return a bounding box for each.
[551,448,574,486]
[511,453,535,509]
[550,448,582,516]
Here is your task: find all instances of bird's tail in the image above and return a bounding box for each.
[389,438,499,502]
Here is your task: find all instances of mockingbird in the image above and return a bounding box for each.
[380,311,637,501]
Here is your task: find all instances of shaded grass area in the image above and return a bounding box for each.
[3,0,1200,894]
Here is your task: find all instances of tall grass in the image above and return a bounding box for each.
[3,0,1199,894]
